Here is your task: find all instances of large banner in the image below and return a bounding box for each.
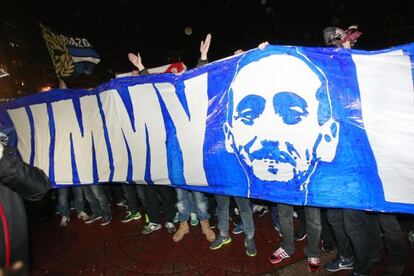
[1,44,413,214]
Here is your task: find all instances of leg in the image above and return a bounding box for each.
[278,203,295,255]
[72,186,85,213]
[303,207,321,258]
[215,194,230,237]
[90,184,111,218]
[176,188,191,222]
[144,186,161,224]
[157,186,177,223]
[57,188,70,217]
[343,209,372,274]
[122,183,139,213]
[326,208,352,259]
[234,197,254,239]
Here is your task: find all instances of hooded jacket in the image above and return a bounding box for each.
[0,144,50,272]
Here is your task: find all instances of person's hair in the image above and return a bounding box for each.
[226,48,333,127]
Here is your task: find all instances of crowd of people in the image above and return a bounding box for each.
[1,25,414,276]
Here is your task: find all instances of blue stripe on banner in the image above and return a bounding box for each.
[25,106,35,166]
[68,47,100,58]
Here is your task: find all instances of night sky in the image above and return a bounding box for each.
[22,0,413,80]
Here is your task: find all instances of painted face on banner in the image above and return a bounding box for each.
[224,53,338,187]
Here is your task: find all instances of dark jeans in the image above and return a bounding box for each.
[327,208,372,274]
[321,208,335,249]
[278,204,321,257]
[82,184,111,217]
[122,183,147,213]
[215,195,254,239]
[369,213,406,266]
[271,203,280,228]
[144,185,176,224]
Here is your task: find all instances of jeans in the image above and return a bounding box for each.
[327,208,372,274]
[215,195,254,239]
[176,188,210,222]
[57,186,85,217]
[320,208,335,249]
[278,204,321,257]
[122,183,147,213]
[270,203,280,228]
[82,184,111,217]
[375,213,406,266]
[144,185,177,224]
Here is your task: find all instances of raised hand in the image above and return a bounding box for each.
[258,41,269,50]
[128,52,145,71]
[200,33,212,61]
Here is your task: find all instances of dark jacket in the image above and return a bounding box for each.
[0,145,50,271]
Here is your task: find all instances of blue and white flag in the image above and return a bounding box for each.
[40,23,100,77]
[1,43,413,214]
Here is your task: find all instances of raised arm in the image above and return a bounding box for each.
[128,52,148,74]
[197,33,212,67]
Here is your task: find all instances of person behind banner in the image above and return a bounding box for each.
[223,45,339,196]
[0,135,50,274]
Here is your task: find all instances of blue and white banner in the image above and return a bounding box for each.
[1,43,413,214]
[40,23,100,76]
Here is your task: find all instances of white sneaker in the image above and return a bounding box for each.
[77,211,89,221]
[59,216,70,227]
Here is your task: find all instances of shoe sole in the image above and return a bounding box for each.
[85,217,102,224]
[269,255,289,265]
[122,216,142,223]
[142,225,162,235]
[101,221,111,226]
[246,250,257,257]
[232,230,243,235]
[295,234,307,241]
[325,266,353,272]
[210,238,232,250]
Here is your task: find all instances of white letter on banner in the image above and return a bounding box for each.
[7,107,32,163]
[155,73,208,186]
[52,96,109,184]
[353,51,414,204]
[100,84,168,184]
[30,104,50,172]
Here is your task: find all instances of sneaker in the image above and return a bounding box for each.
[190,213,199,226]
[306,257,320,272]
[292,211,298,218]
[121,211,142,223]
[85,214,102,224]
[116,199,128,208]
[210,235,232,250]
[245,238,257,257]
[165,222,176,234]
[269,247,290,264]
[232,223,244,235]
[100,216,112,226]
[234,207,239,216]
[294,231,307,241]
[173,212,179,223]
[256,206,269,217]
[77,211,89,221]
[59,216,70,227]
[142,222,162,235]
[321,244,335,254]
[325,256,353,272]
[274,224,283,237]
[209,216,218,229]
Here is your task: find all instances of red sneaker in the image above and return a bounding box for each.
[306,257,320,272]
[269,247,290,264]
